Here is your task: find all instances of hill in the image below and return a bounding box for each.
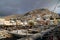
[21,9,59,20]
[4,9,59,21]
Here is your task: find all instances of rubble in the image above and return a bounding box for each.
[0,30,12,38]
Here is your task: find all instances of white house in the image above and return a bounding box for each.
[4,21,12,25]
[0,18,5,25]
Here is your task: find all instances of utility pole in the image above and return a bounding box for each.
[52,0,60,25]
[53,0,60,12]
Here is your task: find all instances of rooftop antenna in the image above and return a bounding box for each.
[51,0,60,18]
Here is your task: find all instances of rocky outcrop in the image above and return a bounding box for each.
[21,9,59,21]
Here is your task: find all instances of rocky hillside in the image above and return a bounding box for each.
[25,9,59,17]
[4,9,59,21]
[4,14,23,21]
[21,9,59,20]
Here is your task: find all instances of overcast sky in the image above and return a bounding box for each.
[0,0,60,16]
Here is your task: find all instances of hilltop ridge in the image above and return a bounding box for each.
[4,9,59,21]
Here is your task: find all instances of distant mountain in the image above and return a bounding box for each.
[0,11,15,16]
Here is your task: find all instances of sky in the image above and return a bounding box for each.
[0,0,60,16]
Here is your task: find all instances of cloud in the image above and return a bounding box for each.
[0,0,59,16]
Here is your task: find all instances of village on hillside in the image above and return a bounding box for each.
[0,9,59,26]
[0,9,60,40]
